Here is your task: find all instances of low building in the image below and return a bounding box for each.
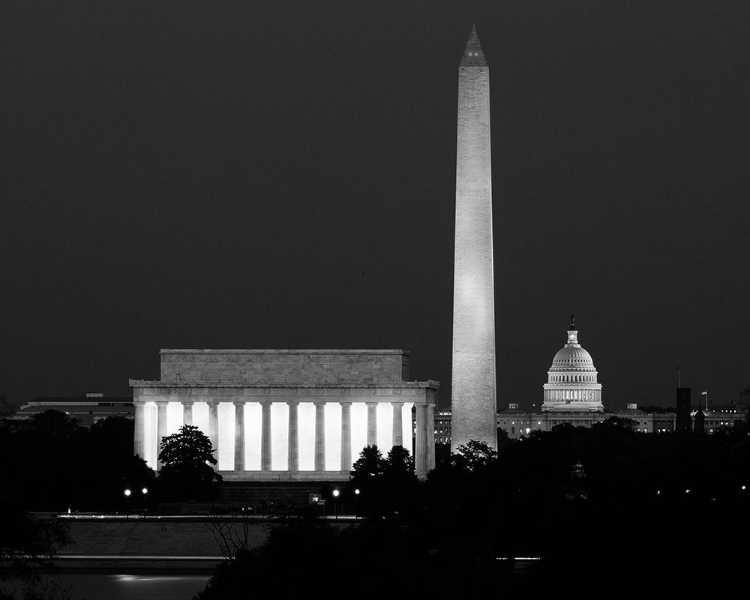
[14,393,134,426]
[435,402,747,446]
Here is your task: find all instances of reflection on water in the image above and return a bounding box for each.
[4,573,213,600]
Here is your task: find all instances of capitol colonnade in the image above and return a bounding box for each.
[131,350,438,480]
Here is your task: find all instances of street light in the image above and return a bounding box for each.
[354,488,360,519]
[332,489,340,520]
[141,487,148,517]
[124,488,132,519]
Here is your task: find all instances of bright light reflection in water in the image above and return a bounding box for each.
[3,573,213,600]
[114,573,209,582]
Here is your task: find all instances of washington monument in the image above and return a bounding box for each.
[451,25,497,451]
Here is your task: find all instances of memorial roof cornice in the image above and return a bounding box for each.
[158,349,410,355]
[129,379,440,388]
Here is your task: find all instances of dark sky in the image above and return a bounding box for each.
[2,1,749,412]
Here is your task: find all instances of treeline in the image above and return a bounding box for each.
[0,410,155,513]
[3,411,750,597]
[197,417,750,598]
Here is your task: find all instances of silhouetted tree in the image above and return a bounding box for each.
[449,439,497,473]
[80,416,156,511]
[347,444,419,518]
[158,425,221,501]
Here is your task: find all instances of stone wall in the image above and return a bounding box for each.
[159,349,410,384]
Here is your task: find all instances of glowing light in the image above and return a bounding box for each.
[143,402,158,468]
[217,402,236,471]
[141,488,148,495]
[298,403,316,471]
[350,403,368,464]
[192,402,209,438]
[376,402,393,451]
[332,489,340,498]
[325,403,342,471]
[270,403,289,470]
[244,402,262,470]
[124,489,132,497]
[166,401,182,437]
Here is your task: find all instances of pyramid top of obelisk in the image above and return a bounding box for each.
[460,24,488,68]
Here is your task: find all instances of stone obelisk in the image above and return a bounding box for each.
[451,25,497,451]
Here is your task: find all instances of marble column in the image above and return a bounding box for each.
[208,400,219,458]
[182,400,194,426]
[261,402,272,471]
[392,402,404,448]
[426,402,436,471]
[340,402,352,472]
[314,402,325,472]
[288,401,299,473]
[366,402,377,446]
[156,400,168,468]
[415,403,427,477]
[133,399,145,459]
[234,401,245,472]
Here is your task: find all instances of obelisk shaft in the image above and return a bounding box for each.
[451,25,497,451]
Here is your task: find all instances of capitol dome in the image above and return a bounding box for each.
[542,316,603,413]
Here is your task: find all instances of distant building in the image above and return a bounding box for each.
[676,388,692,431]
[14,393,133,426]
[436,319,747,445]
[693,397,749,434]
[435,401,746,446]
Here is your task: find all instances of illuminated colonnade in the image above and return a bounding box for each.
[131,350,438,480]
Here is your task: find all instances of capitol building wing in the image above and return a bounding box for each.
[542,317,603,413]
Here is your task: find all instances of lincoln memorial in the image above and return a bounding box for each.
[130,349,438,480]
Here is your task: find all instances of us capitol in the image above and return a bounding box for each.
[435,316,749,444]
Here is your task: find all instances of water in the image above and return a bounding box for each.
[2,572,212,600]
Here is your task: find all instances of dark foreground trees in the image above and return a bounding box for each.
[194,422,750,599]
[158,425,222,501]
[346,444,419,517]
[0,411,155,512]
[194,516,505,600]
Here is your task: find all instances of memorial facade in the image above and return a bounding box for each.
[130,349,438,480]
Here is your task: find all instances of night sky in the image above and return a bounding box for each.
[2,1,749,412]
